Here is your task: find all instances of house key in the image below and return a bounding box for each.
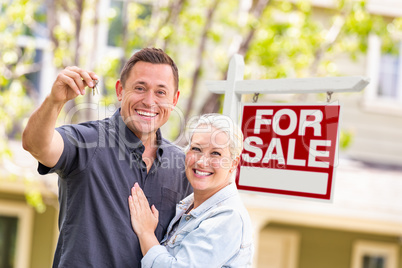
[91,79,99,96]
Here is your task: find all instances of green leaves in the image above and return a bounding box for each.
[1,0,401,205]
[340,129,354,150]
[0,0,42,212]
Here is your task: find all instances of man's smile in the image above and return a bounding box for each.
[136,109,158,118]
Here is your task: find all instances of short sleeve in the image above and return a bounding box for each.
[37,123,99,178]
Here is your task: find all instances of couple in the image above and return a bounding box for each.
[23,48,253,267]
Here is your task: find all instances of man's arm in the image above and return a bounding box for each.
[22,66,98,168]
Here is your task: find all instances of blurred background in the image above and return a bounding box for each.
[1,0,402,267]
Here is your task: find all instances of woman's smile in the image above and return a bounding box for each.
[193,169,214,177]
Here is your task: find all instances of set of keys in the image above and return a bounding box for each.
[90,79,100,96]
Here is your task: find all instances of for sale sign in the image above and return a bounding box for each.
[236,103,340,201]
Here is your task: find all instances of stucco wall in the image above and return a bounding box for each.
[30,204,58,268]
[258,222,402,268]
[0,189,58,268]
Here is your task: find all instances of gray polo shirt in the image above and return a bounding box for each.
[39,109,192,268]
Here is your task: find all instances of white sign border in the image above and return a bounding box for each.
[236,101,342,203]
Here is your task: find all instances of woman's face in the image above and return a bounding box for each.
[185,126,239,198]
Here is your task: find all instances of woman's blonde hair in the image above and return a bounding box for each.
[186,113,244,160]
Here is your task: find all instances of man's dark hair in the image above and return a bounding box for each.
[120,47,179,92]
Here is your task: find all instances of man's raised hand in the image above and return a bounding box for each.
[49,66,99,104]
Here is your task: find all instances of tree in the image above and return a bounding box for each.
[2,0,402,210]
[0,0,46,212]
[46,0,102,121]
[0,0,101,212]
[198,0,402,113]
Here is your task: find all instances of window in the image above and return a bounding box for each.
[0,216,18,268]
[108,0,124,47]
[15,35,55,103]
[107,1,152,47]
[24,48,44,95]
[351,240,398,268]
[365,34,402,113]
[378,53,400,99]
[0,201,33,268]
[362,255,385,268]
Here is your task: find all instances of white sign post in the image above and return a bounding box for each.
[205,54,369,201]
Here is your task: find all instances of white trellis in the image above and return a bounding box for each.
[205,54,369,202]
[205,54,369,123]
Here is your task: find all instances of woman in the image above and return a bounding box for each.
[128,114,254,267]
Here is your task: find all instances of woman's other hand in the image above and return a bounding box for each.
[128,183,159,236]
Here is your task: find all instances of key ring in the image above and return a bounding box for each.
[92,80,99,96]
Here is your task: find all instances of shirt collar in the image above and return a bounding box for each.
[110,109,164,157]
[186,183,238,218]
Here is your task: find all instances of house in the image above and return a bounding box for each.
[0,141,58,268]
[245,159,402,268]
[240,0,402,267]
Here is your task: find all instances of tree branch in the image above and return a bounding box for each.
[199,0,271,115]
[183,0,220,122]
[309,5,351,76]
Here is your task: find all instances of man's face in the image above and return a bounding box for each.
[115,61,179,137]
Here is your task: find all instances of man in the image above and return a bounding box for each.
[22,48,193,267]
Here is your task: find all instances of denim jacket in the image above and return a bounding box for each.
[141,183,254,268]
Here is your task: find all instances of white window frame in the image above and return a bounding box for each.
[351,240,399,268]
[364,34,402,115]
[257,228,300,268]
[16,35,55,103]
[0,200,34,268]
